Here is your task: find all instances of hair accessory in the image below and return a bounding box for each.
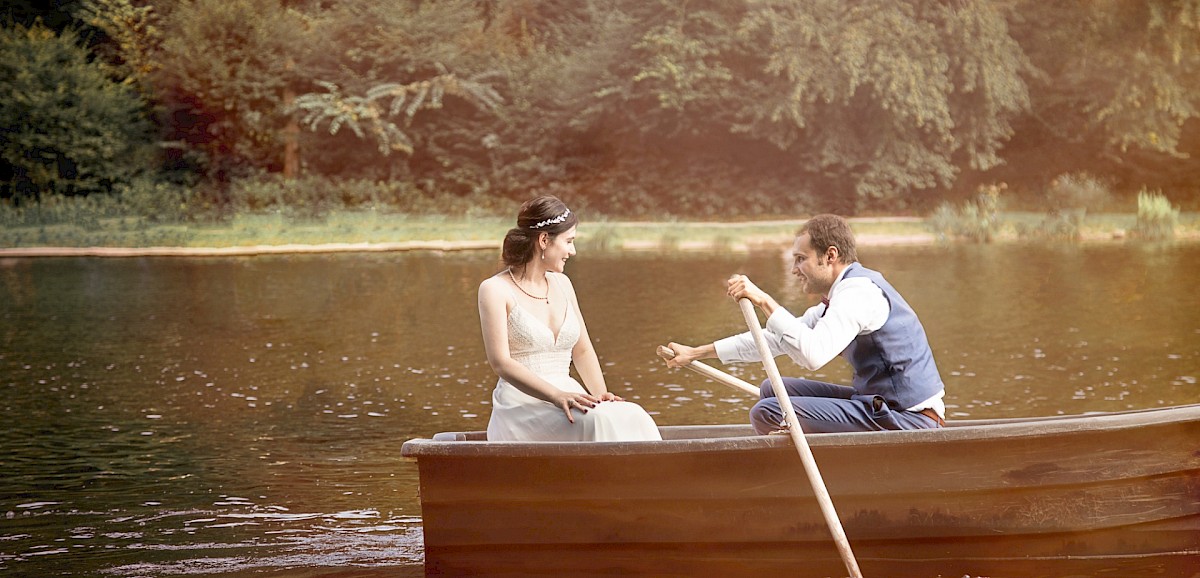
[529,209,570,229]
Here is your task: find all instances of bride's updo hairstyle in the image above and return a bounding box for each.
[502,195,578,269]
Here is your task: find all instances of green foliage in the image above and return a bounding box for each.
[1133,189,1179,240]
[285,0,523,198]
[1009,0,1200,190]
[632,14,735,115]
[10,0,1200,221]
[926,183,1005,242]
[1045,172,1113,213]
[1003,172,1112,240]
[1019,172,1113,239]
[619,1,743,134]
[926,202,958,241]
[228,174,333,220]
[75,0,165,89]
[0,192,116,229]
[150,0,307,174]
[3,0,86,31]
[736,0,1034,206]
[293,71,502,156]
[223,173,511,221]
[1080,1,1200,157]
[0,23,156,199]
[113,179,190,222]
[0,178,188,230]
[1014,212,1084,241]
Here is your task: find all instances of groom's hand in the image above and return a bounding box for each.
[662,342,701,368]
[727,274,765,305]
[727,274,779,315]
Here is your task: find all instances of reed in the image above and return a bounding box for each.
[1133,189,1179,241]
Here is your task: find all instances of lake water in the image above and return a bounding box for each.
[2,241,1198,577]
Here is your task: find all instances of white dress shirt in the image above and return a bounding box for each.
[714,267,946,416]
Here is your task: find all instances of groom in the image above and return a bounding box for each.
[665,214,946,434]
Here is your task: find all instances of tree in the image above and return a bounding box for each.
[1015,0,1200,158]
[293,71,502,157]
[33,0,1195,217]
[76,0,167,93]
[1001,0,1200,197]
[2,0,87,32]
[734,0,1034,209]
[0,23,155,199]
[149,0,308,180]
[291,0,521,194]
[489,0,1038,213]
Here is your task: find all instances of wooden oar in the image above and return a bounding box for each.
[656,345,760,396]
[737,298,864,578]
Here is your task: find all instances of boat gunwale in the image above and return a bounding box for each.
[400,403,1200,458]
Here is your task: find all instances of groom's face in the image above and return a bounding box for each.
[791,233,836,296]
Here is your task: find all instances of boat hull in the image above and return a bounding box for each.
[401,405,1200,576]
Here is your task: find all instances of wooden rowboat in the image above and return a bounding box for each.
[401,404,1200,577]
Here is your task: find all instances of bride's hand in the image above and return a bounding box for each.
[596,392,623,402]
[556,391,597,423]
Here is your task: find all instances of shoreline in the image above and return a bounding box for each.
[0,240,500,258]
[2,215,1195,259]
[0,217,936,258]
[6,231,1196,259]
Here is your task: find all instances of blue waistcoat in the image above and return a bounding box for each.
[841,264,944,409]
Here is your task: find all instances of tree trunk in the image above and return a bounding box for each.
[283,93,299,179]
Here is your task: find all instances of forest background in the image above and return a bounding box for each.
[2,0,1199,246]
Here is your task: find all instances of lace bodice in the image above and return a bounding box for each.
[487,282,661,442]
[506,300,579,380]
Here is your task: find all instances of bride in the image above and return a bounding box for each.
[477,196,661,442]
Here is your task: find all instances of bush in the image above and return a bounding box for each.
[1014,212,1082,241]
[1132,189,1178,241]
[926,183,1005,243]
[0,23,156,199]
[0,179,190,230]
[1046,172,1112,213]
[1037,172,1112,239]
[223,173,514,221]
[114,180,191,223]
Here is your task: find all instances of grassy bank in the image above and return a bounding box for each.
[0,211,931,252]
[1,210,1197,255]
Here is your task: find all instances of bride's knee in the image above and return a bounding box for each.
[580,400,642,420]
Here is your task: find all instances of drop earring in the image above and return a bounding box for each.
[541,250,545,260]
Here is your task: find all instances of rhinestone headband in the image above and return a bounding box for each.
[529,208,570,229]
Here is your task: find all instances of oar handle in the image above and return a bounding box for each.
[656,345,760,396]
[738,298,864,578]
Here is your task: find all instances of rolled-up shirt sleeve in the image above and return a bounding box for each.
[714,277,889,371]
[714,327,778,365]
[713,305,821,366]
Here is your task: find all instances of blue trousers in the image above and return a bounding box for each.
[749,378,940,434]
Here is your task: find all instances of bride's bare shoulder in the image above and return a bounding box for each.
[549,272,580,300]
[549,271,575,287]
[479,273,509,295]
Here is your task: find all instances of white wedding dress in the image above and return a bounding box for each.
[486,293,661,442]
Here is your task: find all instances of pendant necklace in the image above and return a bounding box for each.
[508,269,549,303]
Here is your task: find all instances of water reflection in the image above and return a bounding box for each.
[1,243,1198,576]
